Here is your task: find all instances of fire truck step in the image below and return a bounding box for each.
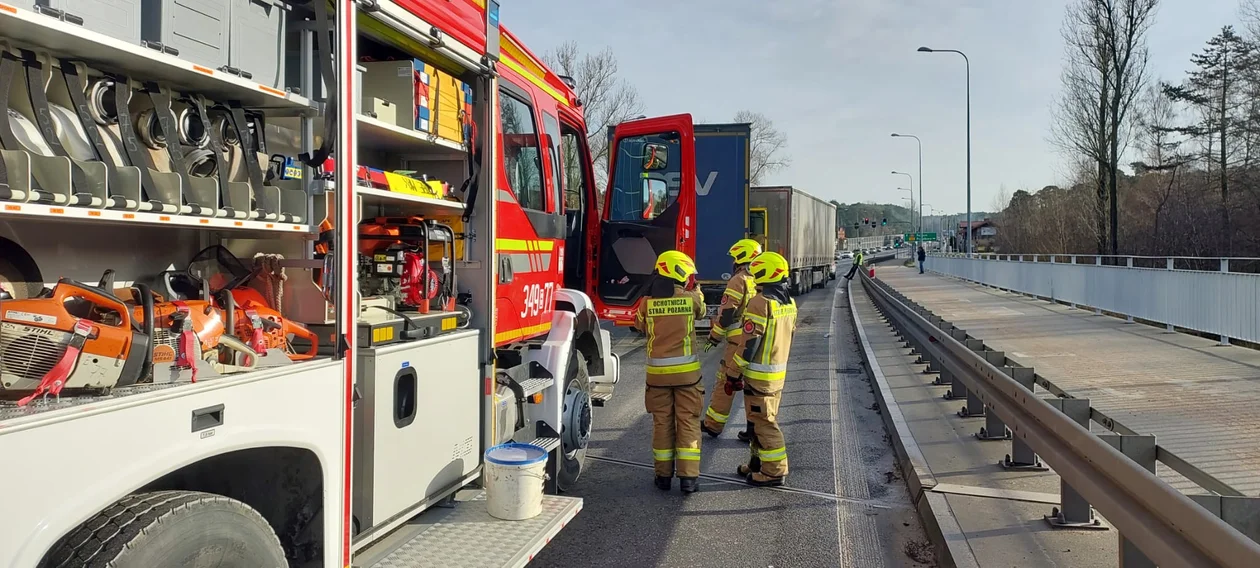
[518,377,553,398]
[353,489,582,568]
[526,436,561,453]
[590,391,613,407]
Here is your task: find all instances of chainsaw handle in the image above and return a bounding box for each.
[285,320,319,361]
[53,279,131,329]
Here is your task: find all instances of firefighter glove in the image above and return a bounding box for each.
[704,338,719,352]
[724,376,744,396]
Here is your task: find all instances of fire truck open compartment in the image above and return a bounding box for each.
[0,0,590,565]
[0,0,350,564]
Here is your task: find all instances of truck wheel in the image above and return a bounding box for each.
[41,490,286,568]
[556,351,592,492]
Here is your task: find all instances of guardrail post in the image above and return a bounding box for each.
[956,339,987,417]
[1189,495,1260,549]
[977,364,1020,441]
[1099,433,1158,568]
[1044,398,1107,530]
[960,349,1002,419]
[1000,367,1049,471]
[944,330,970,400]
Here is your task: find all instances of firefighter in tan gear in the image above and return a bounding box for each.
[728,251,797,487]
[633,250,706,493]
[700,239,762,439]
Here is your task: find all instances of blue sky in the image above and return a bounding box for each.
[506,0,1244,216]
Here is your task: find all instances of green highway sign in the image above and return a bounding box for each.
[902,232,938,242]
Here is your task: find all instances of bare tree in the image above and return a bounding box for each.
[543,41,644,194]
[1052,0,1157,256]
[1101,0,1158,256]
[1052,0,1113,255]
[733,110,790,185]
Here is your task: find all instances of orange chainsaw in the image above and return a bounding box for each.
[161,245,318,361]
[0,279,154,404]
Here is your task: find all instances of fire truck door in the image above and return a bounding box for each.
[591,114,695,311]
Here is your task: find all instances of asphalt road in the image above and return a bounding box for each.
[533,278,933,568]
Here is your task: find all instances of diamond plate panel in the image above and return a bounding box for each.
[368,493,581,568]
[0,383,183,422]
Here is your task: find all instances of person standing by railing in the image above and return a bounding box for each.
[918,245,926,274]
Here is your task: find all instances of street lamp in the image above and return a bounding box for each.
[891,171,914,234]
[918,46,971,257]
[895,186,913,235]
[891,133,922,239]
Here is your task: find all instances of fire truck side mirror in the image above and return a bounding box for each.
[642,143,668,171]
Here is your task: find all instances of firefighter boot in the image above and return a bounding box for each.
[737,457,762,477]
[679,477,700,493]
[736,430,750,442]
[746,472,786,487]
[655,476,672,491]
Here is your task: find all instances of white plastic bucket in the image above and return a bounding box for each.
[484,443,548,520]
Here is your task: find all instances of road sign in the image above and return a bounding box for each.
[903,232,938,242]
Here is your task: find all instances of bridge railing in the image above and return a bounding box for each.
[926,253,1260,345]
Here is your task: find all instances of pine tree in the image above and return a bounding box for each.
[1163,26,1257,255]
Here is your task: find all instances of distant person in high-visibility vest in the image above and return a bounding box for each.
[633,250,706,493]
[701,239,761,440]
[731,252,798,487]
[845,249,865,280]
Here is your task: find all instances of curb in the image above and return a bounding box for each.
[844,279,980,568]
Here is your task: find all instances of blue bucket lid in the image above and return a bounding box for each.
[485,442,548,466]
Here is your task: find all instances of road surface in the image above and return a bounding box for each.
[534,279,933,567]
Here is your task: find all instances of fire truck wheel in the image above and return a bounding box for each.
[556,351,592,492]
[41,490,287,568]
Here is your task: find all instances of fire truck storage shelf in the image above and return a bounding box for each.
[357,187,463,213]
[0,1,310,109]
[353,490,582,568]
[0,199,312,233]
[358,115,466,154]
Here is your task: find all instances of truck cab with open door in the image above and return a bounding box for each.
[585,115,697,325]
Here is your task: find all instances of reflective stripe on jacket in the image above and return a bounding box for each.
[635,286,706,387]
[708,267,755,343]
[733,294,797,390]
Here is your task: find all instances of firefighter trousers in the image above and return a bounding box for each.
[645,383,703,478]
[745,387,788,478]
[702,346,744,433]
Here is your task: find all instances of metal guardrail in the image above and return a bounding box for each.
[926,254,1260,344]
[860,268,1260,567]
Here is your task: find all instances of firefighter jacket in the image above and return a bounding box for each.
[733,283,797,394]
[707,266,756,346]
[635,283,706,387]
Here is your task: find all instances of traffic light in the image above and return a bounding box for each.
[881,218,887,226]
[863,217,869,225]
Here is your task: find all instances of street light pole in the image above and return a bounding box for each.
[891,133,923,239]
[891,171,914,234]
[918,46,971,257]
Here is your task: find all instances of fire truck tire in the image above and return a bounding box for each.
[556,351,592,493]
[41,490,286,568]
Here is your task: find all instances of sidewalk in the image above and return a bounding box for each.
[846,279,1116,567]
[879,263,1260,495]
